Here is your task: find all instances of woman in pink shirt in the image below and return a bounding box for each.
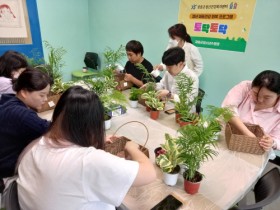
[222,70,280,151]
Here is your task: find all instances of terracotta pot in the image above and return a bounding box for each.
[178,120,193,127]
[175,112,181,123]
[184,179,201,195]
[183,170,203,195]
[146,106,151,112]
[150,110,159,120]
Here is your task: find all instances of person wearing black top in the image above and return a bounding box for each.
[124,40,160,88]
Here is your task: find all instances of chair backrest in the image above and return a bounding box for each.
[3,180,20,210]
[196,88,205,114]
[0,178,4,193]
[84,52,98,70]
[232,167,280,210]
[254,167,280,203]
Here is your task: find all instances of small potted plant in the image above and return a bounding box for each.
[35,41,69,112]
[156,134,183,186]
[141,91,164,120]
[129,87,144,108]
[177,105,233,194]
[84,73,127,130]
[174,73,200,126]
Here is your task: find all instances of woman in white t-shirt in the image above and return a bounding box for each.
[155,23,203,77]
[17,86,156,210]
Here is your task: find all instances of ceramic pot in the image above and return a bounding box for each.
[129,100,138,108]
[150,110,159,120]
[104,115,112,130]
[163,165,180,186]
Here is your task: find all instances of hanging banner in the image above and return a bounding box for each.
[178,0,256,52]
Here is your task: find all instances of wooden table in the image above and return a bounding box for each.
[38,97,269,210]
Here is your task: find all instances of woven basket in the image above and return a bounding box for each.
[114,73,133,91]
[37,93,61,113]
[225,123,265,155]
[105,121,149,157]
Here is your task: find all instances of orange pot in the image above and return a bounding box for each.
[175,113,181,123]
[150,110,159,120]
[184,179,201,195]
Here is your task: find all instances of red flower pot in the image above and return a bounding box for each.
[184,179,201,195]
[150,110,159,120]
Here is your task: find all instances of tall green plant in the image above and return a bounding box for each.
[177,106,233,182]
[43,41,66,80]
[103,45,126,71]
[135,63,155,83]
[175,73,199,122]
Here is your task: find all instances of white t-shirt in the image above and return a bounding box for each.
[156,65,199,109]
[0,77,14,96]
[17,137,139,210]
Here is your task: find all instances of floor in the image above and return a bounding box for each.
[245,159,280,210]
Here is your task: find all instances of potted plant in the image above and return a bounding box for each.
[156,134,183,186]
[84,73,127,130]
[141,91,164,120]
[34,41,69,112]
[129,87,144,108]
[177,105,233,194]
[174,73,200,126]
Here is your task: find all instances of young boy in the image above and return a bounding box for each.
[155,47,199,103]
[124,40,154,87]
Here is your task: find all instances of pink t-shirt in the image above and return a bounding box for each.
[222,80,280,149]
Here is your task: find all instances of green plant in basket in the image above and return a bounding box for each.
[156,134,183,173]
[177,105,233,182]
[141,91,164,111]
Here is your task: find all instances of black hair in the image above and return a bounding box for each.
[168,23,193,44]
[13,67,52,92]
[252,70,280,94]
[0,50,28,78]
[162,47,185,66]
[125,40,144,55]
[48,86,105,149]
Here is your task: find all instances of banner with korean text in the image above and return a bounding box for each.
[178,0,256,52]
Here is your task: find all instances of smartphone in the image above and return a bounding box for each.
[150,194,183,210]
[164,109,176,115]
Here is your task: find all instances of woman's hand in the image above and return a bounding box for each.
[259,135,273,151]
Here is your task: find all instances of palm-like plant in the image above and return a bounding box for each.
[175,73,199,122]
[177,106,233,182]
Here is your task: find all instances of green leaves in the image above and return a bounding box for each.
[141,91,164,111]
[174,73,199,122]
[129,87,144,101]
[156,134,183,173]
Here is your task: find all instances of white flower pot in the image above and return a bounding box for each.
[129,100,138,108]
[104,119,111,130]
[163,172,179,186]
